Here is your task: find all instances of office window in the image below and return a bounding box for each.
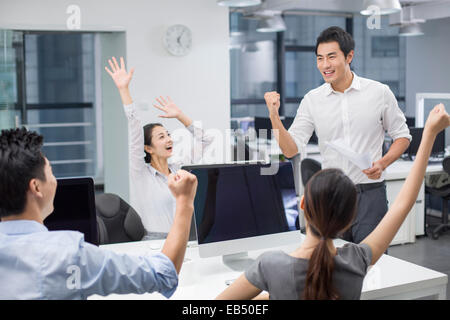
[0,30,21,130]
[229,13,407,125]
[352,16,406,111]
[0,31,103,181]
[230,12,277,121]
[371,36,399,57]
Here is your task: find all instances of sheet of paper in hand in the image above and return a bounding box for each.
[325,138,372,170]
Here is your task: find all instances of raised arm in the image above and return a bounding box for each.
[153,96,193,127]
[105,56,146,173]
[161,169,198,274]
[362,104,450,265]
[264,91,304,158]
[105,56,134,105]
[153,97,214,164]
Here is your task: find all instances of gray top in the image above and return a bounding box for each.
[245,243,372,300]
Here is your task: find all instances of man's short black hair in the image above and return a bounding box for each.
[315,26,355,58]
[0,127,46,218]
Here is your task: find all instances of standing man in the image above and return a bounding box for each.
[264,26,411,243]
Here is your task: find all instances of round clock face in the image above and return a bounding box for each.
[163,24,192,56]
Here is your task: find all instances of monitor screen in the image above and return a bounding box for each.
[182,162,302,262]
[408,127,445,157]
[406,117,415,128]
[254,117,273,140]
[44,177,98,245]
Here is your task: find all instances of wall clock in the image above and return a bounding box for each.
[163,24,192,56]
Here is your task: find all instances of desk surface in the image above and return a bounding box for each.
[90,236,447,300]
[306,153,443,181]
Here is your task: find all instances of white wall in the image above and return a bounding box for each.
[405,17,450,118]
[0,0,230,201]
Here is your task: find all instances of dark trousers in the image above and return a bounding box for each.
[341,181,388,244]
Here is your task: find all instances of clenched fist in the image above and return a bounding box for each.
[264,91,281,116]
[168,170,198,203]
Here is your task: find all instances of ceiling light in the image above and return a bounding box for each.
[256,15,286,33]
[399,23,424,36]
[217,0,261,7]
[360,0,402,15]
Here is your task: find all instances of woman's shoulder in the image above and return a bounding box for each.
[337,242,372,268]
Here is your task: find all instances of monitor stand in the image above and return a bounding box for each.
[222,252,255,271]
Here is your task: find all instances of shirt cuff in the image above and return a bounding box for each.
[151,252,179,299]
[123,102,137,118]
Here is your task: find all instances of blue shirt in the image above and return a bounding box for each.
[0,220,178,300]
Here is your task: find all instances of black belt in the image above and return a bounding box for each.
[355,181,385,193]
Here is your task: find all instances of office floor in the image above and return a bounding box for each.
[388,215,450,300]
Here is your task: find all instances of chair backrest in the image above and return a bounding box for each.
[443,156,450,175]
[95,193,145,245]
[300,158,322,187]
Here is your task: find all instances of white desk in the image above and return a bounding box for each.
[89,237,447,300]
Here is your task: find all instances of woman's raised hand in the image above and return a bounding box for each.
[153,96,192,127]
[153,96,183,119]
[105,56,135,90]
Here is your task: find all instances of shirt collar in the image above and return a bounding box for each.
[0,220,48,235]
[324,71,361,96]
[147,163,176,178]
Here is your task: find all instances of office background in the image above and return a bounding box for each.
[2,0,449,203]
[1,0,450,299]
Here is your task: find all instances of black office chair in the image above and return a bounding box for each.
[295,158,322,230]
[95,193,145,244]
[300,158,322,187]
[425,156,450,239]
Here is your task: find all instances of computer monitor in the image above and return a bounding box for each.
[408,127,445,158]
[254,117,273,140]
[406,117,416,128]
[182,161,302,270]
[44,177,98,245]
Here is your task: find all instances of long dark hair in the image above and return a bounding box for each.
[302,168,357,300]
[143,123,163,163]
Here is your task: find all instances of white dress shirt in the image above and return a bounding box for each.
[124,103,213,233]
[288,72,411,185]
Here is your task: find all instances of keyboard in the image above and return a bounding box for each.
[428,157,444,164]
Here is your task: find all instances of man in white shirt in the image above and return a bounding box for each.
[264,26,411,243]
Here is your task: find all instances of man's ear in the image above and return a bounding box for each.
[300,195,305,210]
[29,178,43,199]
[346,50,354,65]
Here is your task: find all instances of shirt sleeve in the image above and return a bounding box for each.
[342,242,373,271]
[382,85,412,142]
[123,103,147,175]
[77,241,178,299]
[287,95,315,154]
[244,252,270,292]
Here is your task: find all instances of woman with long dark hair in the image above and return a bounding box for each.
[217,103,450,300]
[105,56,213,239]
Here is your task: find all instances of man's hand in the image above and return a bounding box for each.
[264,91,280,116]
[105,56,134,90]
[362,159,385,180]
[168,170,198,204]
